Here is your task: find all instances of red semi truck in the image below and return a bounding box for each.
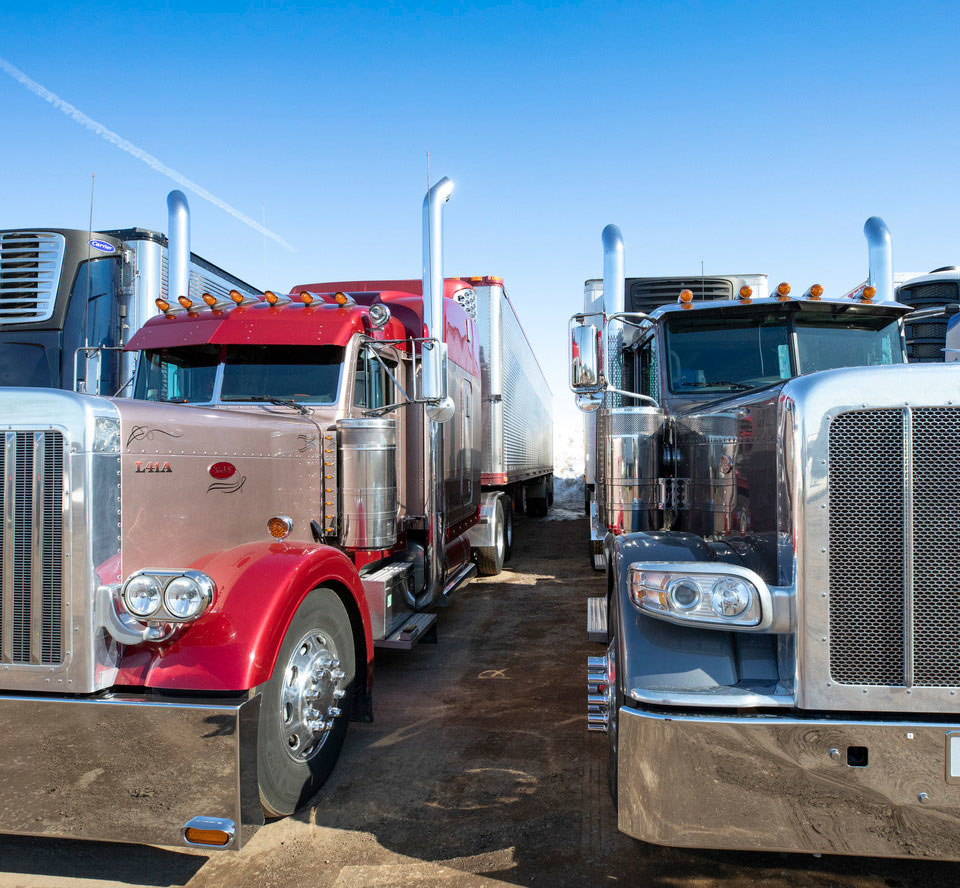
[0,178,552,849]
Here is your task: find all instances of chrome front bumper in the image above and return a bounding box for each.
[618,705,960,860]
[0,692,262,849]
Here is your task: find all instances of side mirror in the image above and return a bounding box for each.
[570,319,603,393]
[424,343,454,423]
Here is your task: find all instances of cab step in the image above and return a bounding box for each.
[587,595,607,643]
[375,612,437,651]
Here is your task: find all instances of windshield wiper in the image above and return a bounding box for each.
[681,380,753,391]
[223,395,310,415]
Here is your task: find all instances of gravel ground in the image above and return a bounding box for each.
[1,516,959,887]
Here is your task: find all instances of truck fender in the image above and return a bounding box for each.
[114,541,373,694]
[609,531,739,699]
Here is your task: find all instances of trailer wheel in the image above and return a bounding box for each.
[476,499,506,576]
[526,486,549,518]
[258,587,355,817]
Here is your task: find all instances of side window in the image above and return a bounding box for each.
[639,336,659,400]
[354,347,395,410]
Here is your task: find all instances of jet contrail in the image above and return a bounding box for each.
[0,54,296,252]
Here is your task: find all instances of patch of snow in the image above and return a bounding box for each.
[548,418,584,520]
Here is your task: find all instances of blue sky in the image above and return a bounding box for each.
[2,1,959,428]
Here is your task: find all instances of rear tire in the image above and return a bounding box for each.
[476,499,506,576]
[258,587,355,817]
[502,497,514,563]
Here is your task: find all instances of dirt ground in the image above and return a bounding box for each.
[1,516,960,888]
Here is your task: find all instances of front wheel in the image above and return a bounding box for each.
[258,587,355,817]
[476,499,506,576]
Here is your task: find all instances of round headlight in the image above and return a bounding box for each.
[667,578,701,611]
[711,577,750,616]
[124,575,162,618]
[164,576,205,620]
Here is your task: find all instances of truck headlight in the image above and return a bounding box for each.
[123,575,163,617]
[628,563,765,629]
[121,570,215,623]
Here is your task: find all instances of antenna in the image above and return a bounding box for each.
[426,150,430,192]
[700,259,704,300]
[79,172,95,392]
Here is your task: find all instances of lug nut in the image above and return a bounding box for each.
[331,668,345,681]
[333,688,346,700]
[327,706,341,718]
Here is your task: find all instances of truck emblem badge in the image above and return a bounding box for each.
[209,461,236,480]
[88,239,116,253]
[719,455,733,475]
[135,461,172,474]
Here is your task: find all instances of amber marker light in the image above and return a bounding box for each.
[334,291,349,306]
[300,291,314,305]
[862,285,877,302]
[776,283,792,300]
[267,516,293,539]
[155,298,170,312]
[229,289,244,304]
[739,285,753,300]
[183,827,231,847]
[264,290,279,305]
[202,293,217,306]
[809,284,823,300]
[177,296,192,309]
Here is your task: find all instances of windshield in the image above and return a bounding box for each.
[135,344,344,405]
[795,316,903,373]
[665,315,792,393]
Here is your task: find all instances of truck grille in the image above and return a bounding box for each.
[0,232,66,323]
[829,408,960,688]
[0,431,66,665]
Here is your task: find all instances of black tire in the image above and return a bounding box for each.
[258,587,355,817]
[527,495,548,518]
[502,497,514,563]
[476,499,506,576]
[546,473,554,507]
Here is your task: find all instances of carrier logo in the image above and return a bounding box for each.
[135,461,172,474]
[208,461,236,479]
[89,239,116,253]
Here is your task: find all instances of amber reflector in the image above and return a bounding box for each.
[184,828,230,847]
[809,284,823,299]
[679,289,694,304]
[155,298,170,312]
[229,290,244,304]
[268,516,292,539]
[739,285,753,299]
[202,293,217,306]
[334,291,349,305]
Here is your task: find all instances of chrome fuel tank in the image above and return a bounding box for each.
[677,412,740,536]
[597,406,664,533]
[339,418,398,550]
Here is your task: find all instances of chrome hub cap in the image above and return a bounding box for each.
[280,629,346,762]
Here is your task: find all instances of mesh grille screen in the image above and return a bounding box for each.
[627,277,733,313]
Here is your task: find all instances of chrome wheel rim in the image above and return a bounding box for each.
[279,629,346,763]
[496,512,506,562]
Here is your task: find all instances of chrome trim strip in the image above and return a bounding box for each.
[29,432,44,664]
[628,687,795,708]
[903,406,914,688]
[1,432,14,664]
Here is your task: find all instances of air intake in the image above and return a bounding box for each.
[627,277,733,313]
[0,232,66,323]
[899,280,960,363]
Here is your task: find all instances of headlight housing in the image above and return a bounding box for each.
[120,569,216,624]
[628,563,766,629]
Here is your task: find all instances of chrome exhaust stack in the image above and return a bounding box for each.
[864,216,895,303]
[419,177,454,609]
[601,224,625,396]
[167,190,191,304]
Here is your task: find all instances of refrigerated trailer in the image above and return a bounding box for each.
[0,191,260,395]
[290,276,554,573]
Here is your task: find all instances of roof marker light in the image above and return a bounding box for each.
[300,291,314,305]
[679,289,694,303]
[739,285,753,299]
[202,293,217,306]
[862,285,876,302]
[776,282,791,300]
[229,290,244,304]
[155,298,170,312]
[177,296,192,309]
[334,291,349,306]
[807,284,823,301]
[264,290,279,305]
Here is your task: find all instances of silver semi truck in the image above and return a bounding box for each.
[0,191,260,396]
[571,219,960,860]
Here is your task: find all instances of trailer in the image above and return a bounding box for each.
[571,217,960,861]
[0,191,260,395]
[0,177,552,851]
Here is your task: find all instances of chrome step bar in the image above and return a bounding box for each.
[375,612,437,651]
[443,561,477,599]
[587,655,610,732]
[587,595,607,643]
